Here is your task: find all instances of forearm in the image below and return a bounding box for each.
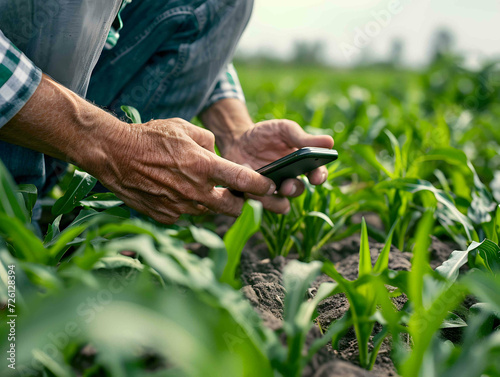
[199,98,254,155]
[0,74,124,172]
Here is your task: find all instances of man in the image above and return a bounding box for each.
[0,0,334,224]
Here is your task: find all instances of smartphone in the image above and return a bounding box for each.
[257,147,338,189]
[231,147,338,196]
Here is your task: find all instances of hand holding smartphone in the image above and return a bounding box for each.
[231,147,338,196]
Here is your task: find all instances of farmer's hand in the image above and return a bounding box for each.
[0,75,275,224]
[90,118,276,223]
[199,99,334,214]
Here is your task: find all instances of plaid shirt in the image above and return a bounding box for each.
[203,63,246,110]
[0,30,41,128]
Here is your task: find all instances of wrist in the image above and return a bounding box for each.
[199,98,254,155]
[69,112,127,177]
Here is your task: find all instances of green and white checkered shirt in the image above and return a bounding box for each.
[0,30,41,128]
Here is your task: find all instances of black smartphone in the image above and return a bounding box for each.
[257,147,338,189]
[231,147,338,196]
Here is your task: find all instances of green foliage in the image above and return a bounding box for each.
[261,179,338,260]
[0,160,32,224]
[277,260,336,376]
[3,57,500,376]
[121,105,142,123]
[322,218,402,369]
[52,170,97,216]
[221,200,262,287]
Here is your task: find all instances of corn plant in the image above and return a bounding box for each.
[321,218,405,369]
[261,163,358,260]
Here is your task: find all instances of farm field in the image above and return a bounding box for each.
[2,57,500,377]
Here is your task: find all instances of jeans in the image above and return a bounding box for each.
[0,0,253,198]
[88,0,252,121]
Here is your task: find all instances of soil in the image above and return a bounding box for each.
[68,212,463,376]
[237,229,461,377]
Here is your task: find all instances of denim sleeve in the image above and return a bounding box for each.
[0,29,42,128]
[203,63,245,110]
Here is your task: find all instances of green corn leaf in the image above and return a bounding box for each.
[0,245,37,309]
[121,105,142,123]
[48,225,87,264]
[304,211,334,227]
[188,225,227,279]
[307,312,352,360]
[0,160,29,223]
[436,239,500,282]
[368,326,389,370]
[402,282,467,377]
[384,130,403,178]
[17,184,37,219]
[52,170,97,215]
[373,219,397,274]
[435,245,471,282]
[359,218,372,277]
[32,348,73,377]
[410,147,468,169]
[465,271,500,314]
[467,161,497,225]
[283,260,324,330]
[467,239,500,274]
[80,192,123,209]
[93,255,145,271]
[402,210,468,377]
[322,260,348,285]
[43,215,62,244]
[408,210,435,311]
[376,178,473,241]
[481,205,499,244]
[220,200,262,287]
[19,261,64,292]
[352,144,393,178]
[0,213,47,264]
[294,281,336,330]
[281,260,324,375]
[441,312,467,329]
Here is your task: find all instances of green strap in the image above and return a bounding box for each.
[105,0,132,49]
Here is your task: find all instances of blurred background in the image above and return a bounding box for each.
[236,0,500,68]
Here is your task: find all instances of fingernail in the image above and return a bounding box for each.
[322,172,327,182]
[267,183,276,196]
[288,184,297,197]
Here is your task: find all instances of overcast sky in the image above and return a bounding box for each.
[237,0,500,67]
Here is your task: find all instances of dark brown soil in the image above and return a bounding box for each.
[239,232,459,377]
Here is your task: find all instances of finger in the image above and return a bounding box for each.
[148,210,179,225]
[281,120,334,149]
[114,194,180,224]
[278,178,305,197]
[203,187,245,217]
[180,202,210,216]
[247,193,290,214]
[210,155,276,196]
[192,128,217,154]
[145,204,181,224]
[307,166,328,185]
[177,118,217,154]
